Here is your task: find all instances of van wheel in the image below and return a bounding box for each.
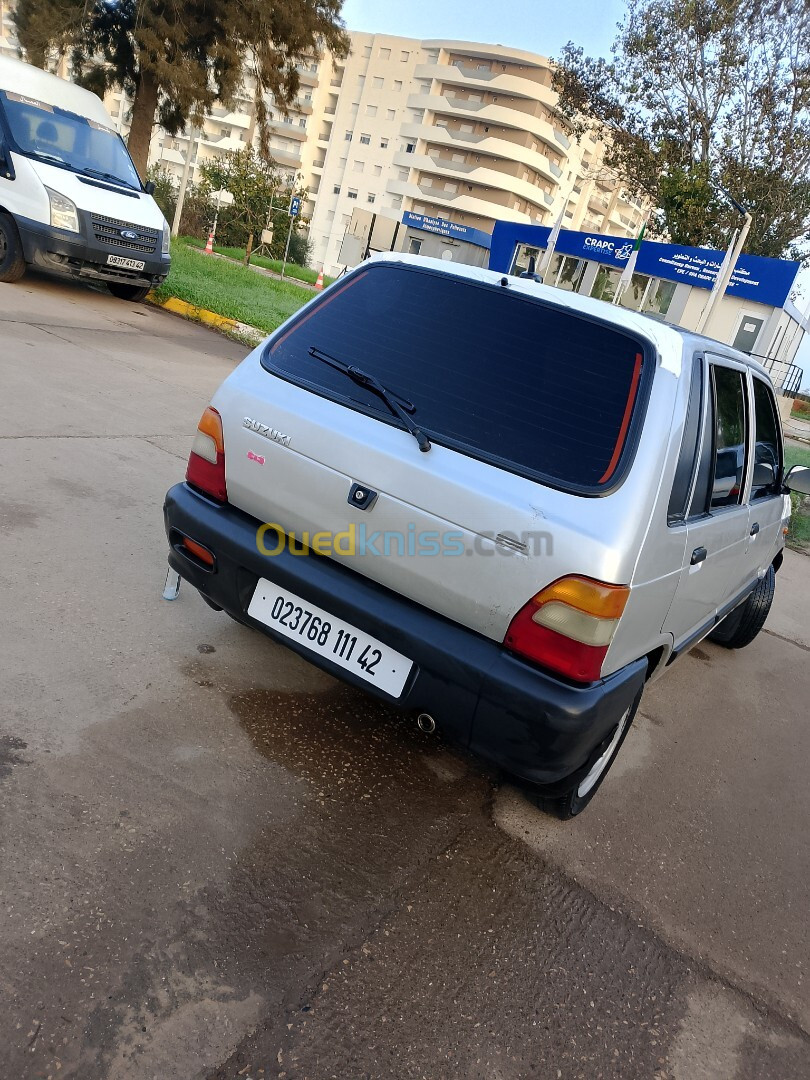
[0,213,27,283]
[108,282,150,302]
[538,693,641,819]
[708,565,775,649]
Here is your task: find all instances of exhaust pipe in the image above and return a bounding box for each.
[416,713,436,734]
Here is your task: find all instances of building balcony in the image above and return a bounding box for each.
[402,123,563,184]
[411,95,569,160]
[270,146,303,169]
[386,177,533,226]
[394,151,555,214]
[267,118,308,142]
[412,61,556,106]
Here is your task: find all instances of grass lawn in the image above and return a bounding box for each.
[153,240,313,334]
[785,444,810,552]
[182,235,335,287]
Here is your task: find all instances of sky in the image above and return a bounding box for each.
[340,0,809,388]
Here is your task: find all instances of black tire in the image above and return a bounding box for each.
[0,212,27,283]
[108,282,151,302]
[708,564,775,649]
[536,691,642,820]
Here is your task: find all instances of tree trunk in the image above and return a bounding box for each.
[245,232,254,265]
[127,68,160,181]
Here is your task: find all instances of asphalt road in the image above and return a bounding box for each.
[1,272,808,1080]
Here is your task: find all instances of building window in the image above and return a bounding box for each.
[401,50,410,62]
[373,76,384,90]
[298,118,306,128]
[345,130,352,140]
[380,47,391,60]
[398,168,409,180]
[366,105,377,117]
[359,133,371,145]
[420,83,430,95]
[347,188,358,200]
[367,193,376,204]
[391,195,403,208]
[387,109,396,121]
[333,184,341,194]
[460,123,474,133]
[373,164,382,176]
[408,237,423,255]
[394,80,403,92]
[353,160,365,173]
[380,137,389,149]
[351,102,359,113]
[405,142,416,153]
[643,279,676,318]
[363,45,372,58]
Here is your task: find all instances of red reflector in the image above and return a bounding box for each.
[186,450,227,502]
[504,615,609,683]
[181,536,215,567]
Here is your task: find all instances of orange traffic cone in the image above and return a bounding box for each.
[204,231,214,254]
[315,268,324,291]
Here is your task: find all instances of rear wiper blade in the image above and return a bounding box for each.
[309,346,431,453]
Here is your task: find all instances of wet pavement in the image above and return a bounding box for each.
[1,275,808,1079]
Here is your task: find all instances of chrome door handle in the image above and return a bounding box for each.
[690,546,707,565]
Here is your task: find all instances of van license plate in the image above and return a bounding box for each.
[248,581,413,698]
[107,254,145,270]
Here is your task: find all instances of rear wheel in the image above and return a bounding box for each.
[108,282,150,302]
[0,212,27,283]
[708,565,775,649]
[538,692,641,819]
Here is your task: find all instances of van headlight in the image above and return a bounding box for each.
[161,221,170,256]
[45,187,79,233]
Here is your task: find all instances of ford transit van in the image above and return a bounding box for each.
[0,55,169,300]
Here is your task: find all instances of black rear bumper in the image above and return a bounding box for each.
[164,483,647,789]
[17,215,169,288]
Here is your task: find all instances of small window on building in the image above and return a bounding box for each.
[405,142,416,153]
[391,195,403,208]
[373,164,382,176]
[401,50,410,62]
[351,102,359,113]
[460,123,474,133]
[380,47,391,60]
[444,181,458,193]
[359,132,371,145]
[363,45,372,58]
[387,108,396,121]
[408,237,423,255]
[394,80,403,92]
[347,188,358,200]
[380,137,389,149]
[298,118,306,128]
[367,193,376,204]
[366,104,377,117]
[398,168,409,180]
[642,279,676,318]
[373,76,384,89]
[333,184,341,194]
[353,160,365,173]
[345,130,352,140]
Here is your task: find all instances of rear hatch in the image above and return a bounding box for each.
[216,260,651,642]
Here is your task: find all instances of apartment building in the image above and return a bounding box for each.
[0,1,17,60]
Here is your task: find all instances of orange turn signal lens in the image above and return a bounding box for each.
[197,406,224,454]
[529,576,630,619]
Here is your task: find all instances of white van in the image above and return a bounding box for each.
[0,55,170,300]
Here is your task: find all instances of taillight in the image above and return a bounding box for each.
[186,406,227,503]
[504,576,630,683]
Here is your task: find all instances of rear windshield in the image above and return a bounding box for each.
[263,263,649,492]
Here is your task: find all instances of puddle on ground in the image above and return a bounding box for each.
[227,683,467,802]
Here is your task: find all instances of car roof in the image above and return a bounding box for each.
[0,55,115,130]
[368,252,774,383]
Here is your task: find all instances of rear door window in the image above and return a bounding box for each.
[263,264,650,492]
[751,377,782,500]
[710,365,748,510]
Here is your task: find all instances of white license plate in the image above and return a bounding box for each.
[248,581,413,698]
[107,254,145,271]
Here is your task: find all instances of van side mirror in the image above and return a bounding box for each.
[0,146,14,181]
[144,180,156,195]
[784,465,810,496]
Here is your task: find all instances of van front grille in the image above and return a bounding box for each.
[91,214,159,254]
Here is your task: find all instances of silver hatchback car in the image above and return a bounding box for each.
[164,255,810,816]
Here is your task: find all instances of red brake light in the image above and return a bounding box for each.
[504,576,630,683]
[186,406,227,503]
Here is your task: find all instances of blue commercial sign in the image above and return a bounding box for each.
[402,211,492,250]
[289,196,301,218]
[489,221,799,309]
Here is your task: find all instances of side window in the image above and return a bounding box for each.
[668,355,703,524]
[751,378,782,499]
[710,366,747,510]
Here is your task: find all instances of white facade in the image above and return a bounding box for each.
[0,1,17,59]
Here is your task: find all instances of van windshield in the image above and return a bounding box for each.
[263,263,650,492]
[0,90,141,190]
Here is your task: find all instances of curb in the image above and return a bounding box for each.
[147,292,238,332]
